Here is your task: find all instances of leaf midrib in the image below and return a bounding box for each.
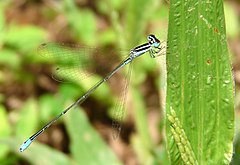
[197,1,204,163]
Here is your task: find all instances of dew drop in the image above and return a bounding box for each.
[222,98,229,104]
[227,120,234,129]
[192,75,196,80]
[224,80,230,84]
[206,75,212,85]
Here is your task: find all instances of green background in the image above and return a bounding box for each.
[0,0,239,165]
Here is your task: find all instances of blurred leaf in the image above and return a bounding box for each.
[108,0,123,11]
[99,29,117,45]
[131,87,153,165]
[149,4,169,41]
[65,107,122,165]
[124,0,147,46]
[58,74,113,106]
[59,84,84,99]
[224,2,239,38]
[6,138,76,165]
[0,4,5,44]
[231,133,240,164]
[97,0,123,15]
[39,94,64,123]
[16,99,39,140]
[166,0,234,164]
[131,55,159,86]
[96,1,110,15]
[0,105,11,159]
[124,0,158,46]
[151,146,170,165]
[4,25,46,53]
[0,105,11,136]
[0,49,21,69]
[63,0,97,45]
[151,4,168,20]
[20,145,75,165]
[231,109,240,164]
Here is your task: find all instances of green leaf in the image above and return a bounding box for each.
[0,105,11,159]
[123,0,159,47]
[166,0,234,164]
[63,0,97,45]
[39,94,64,123]
[98,29,117,45]
[65,107,122,165]
[7,138,75,165]
[131,87,154,164]
[0,4,5,44]
[224,2,239,38]
[0,106,11,136]
[16,99,39,140]
[0,49,21,69]
[4,25,46,53]
[97,0,122,15]
[57,75,113,106]
[124,0,149,42]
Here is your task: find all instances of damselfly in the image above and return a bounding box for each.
[19,34,165,152]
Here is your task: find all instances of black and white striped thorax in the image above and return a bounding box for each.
[129,34,161,59]
[130,43,152,58]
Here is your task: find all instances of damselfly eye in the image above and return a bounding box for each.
[148,34,160,45]
[153,41,160,48]
[147,34,161,48]
[147,34,155,42]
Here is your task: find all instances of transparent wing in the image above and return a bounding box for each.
[38,42,125,83]
[111,62,132,139]
[38,42,132,139]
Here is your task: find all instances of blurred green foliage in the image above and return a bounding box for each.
[0,0,168,165]
[0,0,239,165]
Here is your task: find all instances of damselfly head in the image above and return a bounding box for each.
[147,34,161,48]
